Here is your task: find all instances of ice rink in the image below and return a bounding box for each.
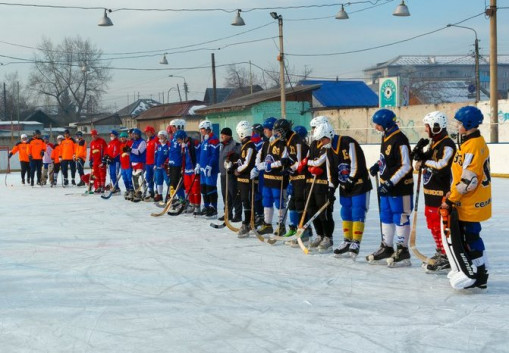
[0,173,507,353]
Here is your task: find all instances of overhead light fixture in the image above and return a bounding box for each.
[335,5,349,20]
[393,0,410,16]
[231,9,245,26]
[270,12,280,20]
[98,9,113,26]
[160,54,168,65]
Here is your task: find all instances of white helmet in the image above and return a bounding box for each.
[169,119,177,127]
[199,120,212,130]
[158,130,168,138]
[20,134,28,139]
[310,115,330,128]
[57,135,64,140]
[177,119,186,130]
[236,121,252,140]
[313,122,335,141]
[423,111,447,134]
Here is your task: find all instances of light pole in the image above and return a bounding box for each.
[270,12,286,119]
[447,24,480,103]
[169,75,188,101]
[486,0,498,143]
[167,87,175,103]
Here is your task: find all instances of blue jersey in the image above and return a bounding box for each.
[130,138,146,164]
[184,138,200,175]
[155,141,170,167]
[199,133,219,174]
[169,137,183,167]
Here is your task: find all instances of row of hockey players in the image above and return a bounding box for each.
[8,129,88,187]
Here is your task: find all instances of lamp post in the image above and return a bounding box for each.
[169,75,188,101]
[447,24,480,103]
[486,0,498,143]
[167,87,175,103]
[270,12,286,119]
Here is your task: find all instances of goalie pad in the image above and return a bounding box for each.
[440,207,477,289]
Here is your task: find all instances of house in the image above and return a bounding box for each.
[74,113,123,136]
[23,109,61,129]
[195,84,320,136]
[410,80,490,105]
[202,86,263,105]
[116,99,161,130]
[135,100,206,134]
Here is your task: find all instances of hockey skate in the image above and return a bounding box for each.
[333,239,351,257]
[237,223,251,239]
[366,242,394,264]
[132,191,143,202]
[257,222,274,235]
[348,241,360,259]
[308,235,323,249]
[144,191,155,202]
[318,236,333,253]
[205,206,218,219]
[77,180,85,187]
[387,244,411,267]
[424,251,450,273]
[154,193,162,202]
[273,223,286,237]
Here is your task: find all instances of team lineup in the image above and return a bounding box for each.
[8,106,491,291]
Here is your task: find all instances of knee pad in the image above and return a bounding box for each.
[393,212,410,226]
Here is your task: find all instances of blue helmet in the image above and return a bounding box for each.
[293,125,308,139]
[454,106,483,130]
[110,130,119,137]
[372,109,397,129]
[263,117,278,130]
[132,128,142,137]
[174,130,187,141]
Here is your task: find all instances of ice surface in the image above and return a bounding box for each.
[0,174,507,353]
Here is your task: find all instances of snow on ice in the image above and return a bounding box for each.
[0,174,507,353]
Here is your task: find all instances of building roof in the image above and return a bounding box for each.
[300,80,379,108]
[136,100,205,121]
[74,113,122,126]
[23,110,61,127]
[202,86,264,105]
[116,99,160,118]
[196,84,320,115]
[411,80,489,104]
[365,54,509,71]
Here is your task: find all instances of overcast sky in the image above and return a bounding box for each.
[1,0,508,112]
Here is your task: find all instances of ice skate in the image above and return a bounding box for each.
[237,223,251,239]
[308,235,323,249]
[144,190,155,202]
[333,239,351,257]
[318,236,333,253]
[366,242,394,264]
[387,244,411,267]
[348,241,360,260]
[424,252,450,273]
[257,222,273,235]
[273,223,286,237]
[205,206,218,219]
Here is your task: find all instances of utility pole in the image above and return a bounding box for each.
[271,12,286,119]
[211,53,217,104]
[474,37,480,103]
[487,0,498,142]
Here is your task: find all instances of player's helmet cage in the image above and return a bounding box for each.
[236,121,252,140]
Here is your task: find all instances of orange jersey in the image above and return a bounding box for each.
[75,139,87,160]
[10,141,30,162]
[27,137,46,160]
[60,137,76,160]
[51,144,62,163]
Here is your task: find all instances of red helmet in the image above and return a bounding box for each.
[144,126,155,134]
[91,129,98,136]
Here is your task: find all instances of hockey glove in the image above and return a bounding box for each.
[8,152,12,159]
[28,155,33,162]
[410,138,430,161]
[194,164,201,175]
[369,162,380,176]
[297,157,308,174]
[327,187,336,202]
[339,176,355,193]
[250,167,259,180]
[308,166,323,176]
[265,162,272,173]
[88,160,93,168]
[378,180,394,195]
[281,157,292,168]
[40,151,45,157]
[122,146,131,153]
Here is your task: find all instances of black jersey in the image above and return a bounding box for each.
[307,135,341,189]
[286,131,309,182]
[379,127,413,196]
[422,135,456,207]
[258,137,288,188]
[236,138,257,183]
[335,135,372,196]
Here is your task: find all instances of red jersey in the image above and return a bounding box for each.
[106,138,122,160]
[89,137,108,166]
[145,135,159,165]
[120,141,132,170]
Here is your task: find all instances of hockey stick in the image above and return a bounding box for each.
[150,176,184,217]
[296,175,317,254]
[294,201,331,253]
[375,174,383,242]
[249,179,269,242]
[82,168,95,196]
[168,173,198,216]
[223,172,240,233]
[101,168,122,200]
[4,156,10,187]
[408,167,435,264]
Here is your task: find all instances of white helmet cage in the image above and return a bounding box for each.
[236,120,252,140]
[423,111,448,135]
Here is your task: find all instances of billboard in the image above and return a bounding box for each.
[379,77,409,107]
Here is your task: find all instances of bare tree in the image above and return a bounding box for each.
[29,36,111,123]
[262,63,313,88]
[223,64,261,89]
[1,72,35,121]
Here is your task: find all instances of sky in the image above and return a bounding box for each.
[1,0,509,112]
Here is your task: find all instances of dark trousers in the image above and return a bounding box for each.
[238,181,252,224]
[221,174,242,218]
[307,184,335,239]
[29,159,43,185]
[76,158,85,177]
[20,161,31,182]
[61,159,76,181]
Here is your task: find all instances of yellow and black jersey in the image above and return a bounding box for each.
[335,135,372,196]
[379,127,413,196]
[257,138,289,188]
[449,131,491,222]
[236,139,257,183]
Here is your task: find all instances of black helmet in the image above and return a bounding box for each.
[64,129,70,135]
[34,129,41,135]
[273,119,293,139]
[252,123,263,136]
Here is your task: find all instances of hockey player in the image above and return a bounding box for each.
[219,127,242,222]
[154,130,171,202]
[255,117,289,235]
[143,126,158,201]
[332,128,373,258]
[168,119,186,207]
[119,132,134,200]
[299,122,339,252]
[441,106,491,290]
[88,130,108,193]
[27,129,47,186]
[41,135,54,186]
[130,128,147,202]
[105,130,122,193]
[177,130,201,214]
[366,109,414,265]
[75,131,87,186]
[250,122,267,226]
[51,135,63,186]
[8,134,31,184]
[413,111,456,272]
[228,121,257,237]
[60,129,77,185]
[273,119,308,239]
[196,119,220,217]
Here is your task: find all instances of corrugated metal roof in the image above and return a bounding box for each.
[196,84,320,114]
[412,80,488,104]
[116,99,160,117]
[300,80,378,108]
[366,55,509,70]
[136,100,205,121]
